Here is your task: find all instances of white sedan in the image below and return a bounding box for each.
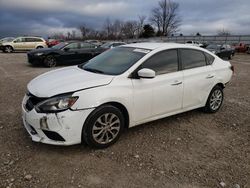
[22,43,233,148]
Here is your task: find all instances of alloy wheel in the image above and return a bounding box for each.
[5,47,12,53]
[92,113,121,144]
[210,89,223,111]
[45,56,56,67]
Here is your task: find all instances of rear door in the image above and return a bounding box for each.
[181,49,215,109]
[131,49,183,123]
[24,38,36,50]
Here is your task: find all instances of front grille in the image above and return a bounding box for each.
[25,92,48,111]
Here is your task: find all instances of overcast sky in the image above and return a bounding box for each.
[0,0,250,38]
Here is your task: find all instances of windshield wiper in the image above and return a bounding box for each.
[83,67,104,74]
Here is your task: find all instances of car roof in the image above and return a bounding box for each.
[123,42,201,50]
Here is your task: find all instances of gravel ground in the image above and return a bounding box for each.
[0,52,249,188]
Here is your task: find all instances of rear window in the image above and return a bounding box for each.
[204,52,215,65]
[181,49,207,69]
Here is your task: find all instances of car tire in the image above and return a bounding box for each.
[36,46,43,49]
[4,46,13,53]
[228,54,232,60]
[203,85,224,113]
[44,55,57,67]
[82,105,125,149]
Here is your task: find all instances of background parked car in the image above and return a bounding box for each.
[85,40,103,46]
[206,44,234,59]
[27,41,103,67]
[0,36,47,53]
[100,41,126,51]
[185,41,204,47]
[46,39,64,48]
[234,42,249,53]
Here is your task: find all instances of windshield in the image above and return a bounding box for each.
[0,37,14,42]
[80,47,149,75]
[206,44,220,50]
[52,42,68,49]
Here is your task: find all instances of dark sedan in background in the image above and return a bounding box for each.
[27,41,103,67]
[206,44,234,59]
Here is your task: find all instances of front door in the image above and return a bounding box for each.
[61,42,81,64]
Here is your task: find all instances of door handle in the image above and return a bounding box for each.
[171,81,182,86]
[206,75,214,79]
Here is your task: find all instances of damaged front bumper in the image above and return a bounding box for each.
[22,95,94,146]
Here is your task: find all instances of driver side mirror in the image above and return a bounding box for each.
[138,68,156,79]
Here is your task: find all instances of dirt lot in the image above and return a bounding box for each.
[0,52,249,188]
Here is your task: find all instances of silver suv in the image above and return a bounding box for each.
[0,37,47,53]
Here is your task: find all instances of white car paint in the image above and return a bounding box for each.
[22,43,233,146]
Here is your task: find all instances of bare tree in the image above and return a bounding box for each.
[137,15,147,37]
[103,18,113,38]
[121,21,138,39]
[79,24,90,39]
[217,28,231,36]
[113,19,123,39]
[150,0,181,36]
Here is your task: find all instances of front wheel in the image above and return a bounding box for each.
[4,46,13,53]
[44,55,57,67]
[82,105,124,148]
[203,86,224,113]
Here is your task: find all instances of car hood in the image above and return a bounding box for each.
[27,66,114,98]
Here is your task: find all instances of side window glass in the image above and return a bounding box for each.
[25,38,35,42]
[204,52,215,65]
[141,50,178,75]
[80,43,94,49]
[15,38,24,43]
[181,49,207,69]
[66,43,79,49]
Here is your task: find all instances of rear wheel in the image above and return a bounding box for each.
[36,46,43,49]
[4,46,13,53]
[203,85,224,113]
[82,105,124,148]
[44,55,57,67]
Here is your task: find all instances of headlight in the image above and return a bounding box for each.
[35,52,44,56]
[35,95,78,113]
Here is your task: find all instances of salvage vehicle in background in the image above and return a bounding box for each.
[185,41,204,47]
[100,41,126,51]
[0,36,47,53]
[22,43,233,148]
[206,44,234,59]
[85,40,103,46]
[234,42,249,53]
[46,39,64,48]
[27,41,103,67]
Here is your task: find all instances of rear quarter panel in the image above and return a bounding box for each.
[212,58,233,85]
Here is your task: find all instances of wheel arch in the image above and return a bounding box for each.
[215,82,225,89]
[81,101,130,146]
[4,45,14,49]
[102,102,130,129]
